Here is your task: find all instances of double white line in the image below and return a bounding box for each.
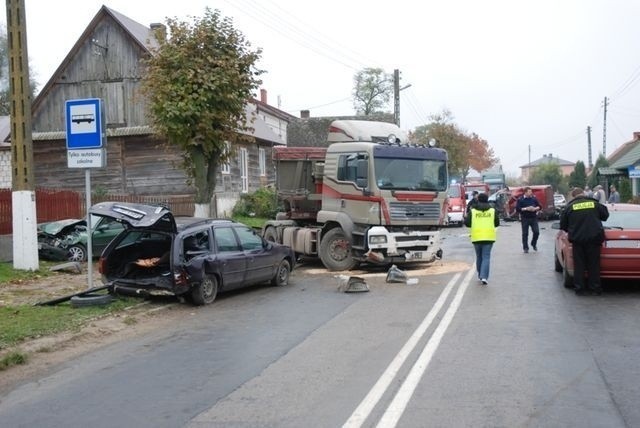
[343,267,475,428]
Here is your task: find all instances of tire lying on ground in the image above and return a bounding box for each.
[70,293,115,308]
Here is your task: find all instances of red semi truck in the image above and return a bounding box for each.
[262,120,450,271]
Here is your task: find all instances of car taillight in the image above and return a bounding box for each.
[174,269,189,287]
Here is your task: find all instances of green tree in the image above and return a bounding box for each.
[587,154,609,188]
[0,26,39,115]
[411,109,495,183]
[141,9,263,215]
[528,163,563,190]
[352,67,392,115]
[568,160,587,188]
[618,178,632,203]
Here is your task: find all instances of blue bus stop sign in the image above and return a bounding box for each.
[65,98,103,149]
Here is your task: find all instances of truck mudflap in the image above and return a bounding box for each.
[363,226,443,264]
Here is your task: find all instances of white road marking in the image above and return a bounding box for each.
[342,272,462,428]
[376,267,475,428]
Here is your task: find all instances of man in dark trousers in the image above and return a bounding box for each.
[515,187,541,253]
[560,187,609,296]
[464,192,499,285]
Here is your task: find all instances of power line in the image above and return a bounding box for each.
[223,0,366,71]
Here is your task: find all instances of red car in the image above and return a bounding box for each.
[554,203,640,287]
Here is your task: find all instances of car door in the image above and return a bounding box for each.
[212,226,247,290]
[234,225,274,284]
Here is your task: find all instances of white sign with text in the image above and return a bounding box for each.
[67,149,106,168]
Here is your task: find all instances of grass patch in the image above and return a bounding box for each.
[123,316,138,325]
[231,216,268,229]
[0,261,58,284]
[0,296,140,350]
[0,351,28,371]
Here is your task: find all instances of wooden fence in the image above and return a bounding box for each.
[0,188,195,234]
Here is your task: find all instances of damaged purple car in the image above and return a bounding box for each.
[91,202,295,306]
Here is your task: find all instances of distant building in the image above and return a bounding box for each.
[519,153,575,182]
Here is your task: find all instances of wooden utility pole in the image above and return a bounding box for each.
[6,0,38,270]
[587,126,593,169]
[393,69,400,126]
[602,96,608,157]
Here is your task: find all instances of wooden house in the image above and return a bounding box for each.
[25,5,295,216]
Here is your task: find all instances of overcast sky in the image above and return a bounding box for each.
[4,0,640,176]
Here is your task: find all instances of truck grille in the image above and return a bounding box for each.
[388,202,441,221]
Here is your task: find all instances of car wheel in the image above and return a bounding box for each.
[70,293,114,308]
[271,259,291,286]
[554,253,563,273]
[67,244,87,262]
[264,226,278,243]
[562,263,574,289]
[190,275,218,305]
[319,227,357,271]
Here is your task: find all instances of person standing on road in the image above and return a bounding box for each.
[465,191,479,217]
[560,187,609,296]
[515,187,541,253]
[608,185,620,203]
[592,185,606,203]
[464,192,499,285]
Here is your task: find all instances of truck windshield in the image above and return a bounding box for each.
[374,157,447,191]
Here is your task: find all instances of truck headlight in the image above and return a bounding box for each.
[369,235,387,244]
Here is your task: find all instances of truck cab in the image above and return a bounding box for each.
[264,120,449,271]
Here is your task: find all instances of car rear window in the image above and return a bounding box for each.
[603,211,640,229]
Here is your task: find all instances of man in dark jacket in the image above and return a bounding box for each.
[464,193,500,285]
[515,187,541,253]
[560,187,610,296]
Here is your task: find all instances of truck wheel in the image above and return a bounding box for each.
[264,226,278,243]
[190,275,218,305]
[319,228,357,271]
[67,244,87,262]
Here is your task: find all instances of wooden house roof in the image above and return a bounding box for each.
[32,5,158,115]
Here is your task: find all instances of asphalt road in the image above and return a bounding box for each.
[1,220,639,427]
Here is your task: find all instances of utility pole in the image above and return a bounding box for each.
[587,126,593,169]
[392,69,411,127]
[393,69,400,126]
[6,0,39,270]
[602,96,609,157]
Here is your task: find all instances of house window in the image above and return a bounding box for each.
[259,148,266,177]
[221,142,231,175]
[239,148,249,193]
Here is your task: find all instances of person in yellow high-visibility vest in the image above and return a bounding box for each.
[464,193,500,285]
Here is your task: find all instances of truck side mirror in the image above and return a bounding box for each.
[356,159,368,188]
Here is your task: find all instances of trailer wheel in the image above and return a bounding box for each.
[319,228,357,271]
[264,226,278,243]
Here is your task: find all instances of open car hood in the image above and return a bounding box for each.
[89,202,176,233]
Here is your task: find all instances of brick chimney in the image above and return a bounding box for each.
[300,110,310,119]
[150,23,166,41]
[260,89,267,104]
